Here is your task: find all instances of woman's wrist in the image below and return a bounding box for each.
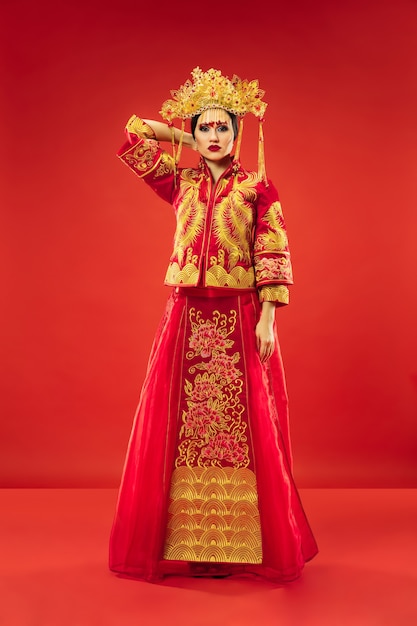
[260,301,275,324]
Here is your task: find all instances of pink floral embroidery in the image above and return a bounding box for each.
[206,353,241,384]
[190,374,223,402]
[256,256,293,282]
[189,321,229,358]
[201,432,247,465]
[177,308,249,469]
[183,402,222,439]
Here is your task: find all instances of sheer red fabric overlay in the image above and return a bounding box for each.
[109,289,318,582]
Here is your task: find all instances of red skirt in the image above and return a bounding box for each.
[109,288,318,582]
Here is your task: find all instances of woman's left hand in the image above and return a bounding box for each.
[256,302,276,363]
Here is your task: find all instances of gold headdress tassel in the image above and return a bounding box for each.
[234,117,244,162]
[170,124,177,182]
[175,119,186,165]
[258,119,267,185]
[233,118,244,188]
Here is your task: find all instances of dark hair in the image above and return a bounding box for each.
[191,111,239,140]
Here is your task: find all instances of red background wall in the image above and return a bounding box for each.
[1,0,416,488]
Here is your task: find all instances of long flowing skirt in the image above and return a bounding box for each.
[109,288,318,582]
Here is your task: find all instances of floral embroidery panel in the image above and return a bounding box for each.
[163,303,263,564]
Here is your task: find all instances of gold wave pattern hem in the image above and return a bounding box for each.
[163,466,262,564]
[164,262,256,289]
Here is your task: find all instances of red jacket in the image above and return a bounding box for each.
[118,116,293,304]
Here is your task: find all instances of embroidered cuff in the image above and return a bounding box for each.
[258,285,289,305]
[125,115,156,140]
[254,254,293,285]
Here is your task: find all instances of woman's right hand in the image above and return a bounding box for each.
[143,119,195,149]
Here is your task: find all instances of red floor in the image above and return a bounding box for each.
[0,489,416,625]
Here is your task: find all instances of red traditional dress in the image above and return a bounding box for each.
[109,116,318,582]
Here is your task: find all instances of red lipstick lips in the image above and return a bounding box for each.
[208,146,221,152]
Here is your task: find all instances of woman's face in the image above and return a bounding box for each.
[194,109,235,162]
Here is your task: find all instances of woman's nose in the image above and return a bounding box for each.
[209,128,219,142]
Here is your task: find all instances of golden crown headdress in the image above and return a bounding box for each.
[160,66,267,121]
[159,67,268,183]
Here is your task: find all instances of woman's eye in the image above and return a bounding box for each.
[217,125,229,132]
[199,125,210,132]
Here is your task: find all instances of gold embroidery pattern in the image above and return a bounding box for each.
[165,173,259,288]
[164,260,200,285]
[173,173,205,265]
[165,255,255,288]
[254,201,288,253]
[258,285,289,304]
[206,263,255,288]
[211,176,257,269]
[125,115,156,139]
[154,152,174,178]
[163,466,262,564]
[123,140,162,177]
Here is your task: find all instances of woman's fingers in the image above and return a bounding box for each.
[255,317,275,362]
[259,339,274,363]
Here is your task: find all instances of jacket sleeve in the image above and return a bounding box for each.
[253,180,294,306]
[117,115,176,205]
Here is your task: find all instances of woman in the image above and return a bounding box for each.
[109,67,318,582]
